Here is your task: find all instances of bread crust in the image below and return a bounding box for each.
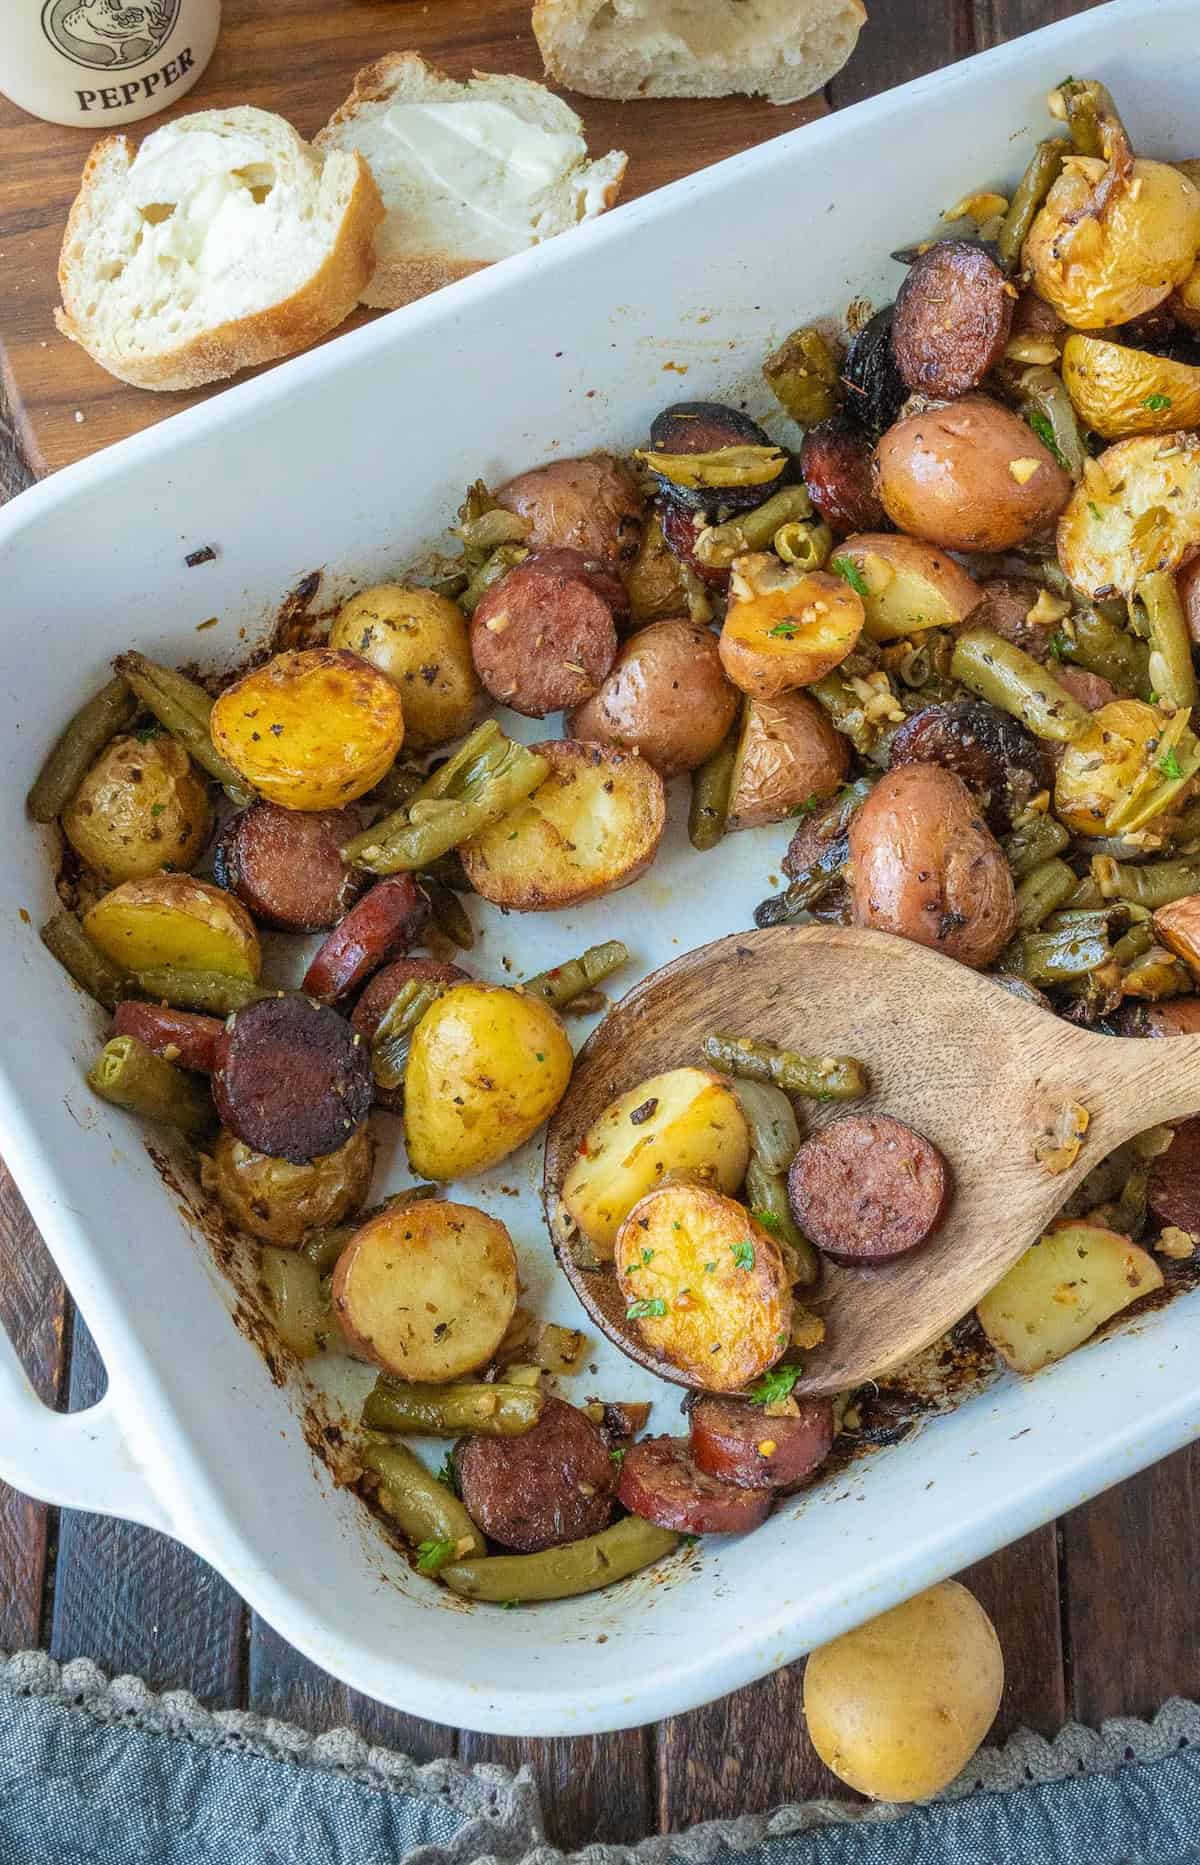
[56,134,383,392]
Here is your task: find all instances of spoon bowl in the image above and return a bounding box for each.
[544,925,1200,1396]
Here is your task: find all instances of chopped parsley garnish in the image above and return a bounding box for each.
[732,1239,756,1270]
[133,723,161,743]
[535,1051,545,1062]
[1047,632,1069,663]
[747,1365,801,1406]
[641,1247,655,1265]
[436,1451,457,1489]
[626,1298,667,1320]
[790,794,819,818]
[150,802,165,816]
[767,621,797,639]
[1087,500,1103,521]
[1144,393,1173,412]
[680,1534,701,1548]
[500,1598,520,1610]
[1026,410,1069,470]
[609,1446,625,1468]
[1160,748,1184,780]
[831,555,869,598]
[752,1207,782,1234]
[416,1537,457,1575]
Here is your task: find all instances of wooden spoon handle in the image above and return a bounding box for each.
[1065,1029,1200,1151]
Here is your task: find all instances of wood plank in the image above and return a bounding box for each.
[458,1729,652,1848]
[0,1164,67,1653]
[829,0,976,108]
[658,1666,841,1825]
[973,0,1100,48]
[247,1616,452,1761]
[49,1315,245,1700]
[960,1530,1066,1738]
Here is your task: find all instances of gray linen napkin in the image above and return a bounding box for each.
[2,1651,1199,1865]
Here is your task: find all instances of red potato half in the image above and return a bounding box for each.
[719,560,865,699]
[566,622,739,778]
[876,398,1072,552]
[726,692,849,832]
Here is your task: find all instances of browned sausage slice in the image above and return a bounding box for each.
[648,401,782,514]
[658,497,730,589]
[212,996,373,1163]
[617,1436,772,1534]
[973,577,1054,660]
[214,801,364,933]
[892,241,1015,398]
[1148,1117,1200,1234]
[112,1001,224,1073]
[689,1394,833,1491]
[888,699,1051,832]
[788,1114,950,1263]
[301,875,429,1004]
[799,417,886,537]
[351,956,469,1111]
[470,549,623,717]
[1124,999,1200,1038]
[455,1396,616,1552]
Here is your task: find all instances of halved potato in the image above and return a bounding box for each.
[63,734,212,885]
[332,1199,518,1381]
[976,1221,1163,1375]
[200,1124,374,1247]
[719,559,864,698]
[1024,156,1200,329]
[460,740,666,911]
[1057,434,1200,599]
[1172,261,1200,332]
[624,513,691,621]
[84,874,262,980]
[1054,699,1200,836]
[404,982,574,1181]
[832,535,983,642]
[1062,334,1200,440]
[329,584,478,749]
[726,692,849,832]
[614,1183,791,1391]
[1152,895,1200,977]
[211,648,405,810]
[557,1066,751,1260]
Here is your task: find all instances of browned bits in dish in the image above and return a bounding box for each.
[469,548,624,717]
[892,240,1016,398]
[787,1113,950,1264]
[617,1435,772,1534]
[212,996,374,1164]
[214,800,364,932]
[455,1396,616,1551]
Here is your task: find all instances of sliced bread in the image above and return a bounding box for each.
[316,54,627,311]
[532,0,866,105]
[56,106,383,392]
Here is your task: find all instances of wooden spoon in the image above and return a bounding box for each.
[544,924,1199,1398]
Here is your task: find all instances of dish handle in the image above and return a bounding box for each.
[0,1320,170,1532]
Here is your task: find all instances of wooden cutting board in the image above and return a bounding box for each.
[0,0,825,478]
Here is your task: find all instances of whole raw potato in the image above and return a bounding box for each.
[876,398,1072,551]
[803,1581,1004,1801]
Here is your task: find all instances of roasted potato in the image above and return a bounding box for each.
[210,649,404,810]
[332,1199,518,1381]
[1024,156,1200,329]
[832,535,983,642]
[726,692,849,832]
[1054,699,1195,836]
[329,585,478,749]
[1172,261,1200,332]
[718,559,864,698]
[201,1124,374,1247]
[1154,894,1200,977]
[614,1184,791,1391]
[849,764,1016,968]
[804,1581,1004,1801]
[556,1066,751,1260]
[1057,433,1200,599]
[1061,334,1200,440]
[460,740,666,911]
[495,453,644,567]
[62,733,212,885]
[876,398,1072,552]
[566,622,739,778]
[84,874,262,980]
[976,1222,1163,1375]
[624,513,691,621]
[404,982,573,1181]
[1181,556,1200,646]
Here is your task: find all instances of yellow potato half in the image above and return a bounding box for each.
[976,1221,1163,1374]
[84,874,261,980]
[1062,334,1200,440]
[211,648,404,810]
[329,584,478,750]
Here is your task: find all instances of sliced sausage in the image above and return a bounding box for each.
[470,548,623,717]
[892,240,1015,398]
[617,1435,772,1534]
[351,956,468,1112]
[689,1394,833,1491]
[841,307,907,443]
[1148,1116,1200,1235]
[455,1396,615,1553]
[972,576,1054,660]
[888,699,1051,832]
[799,416,886,536]
[1123,998,1200,1038]
[213,801,364,933]
[495,454,645,567]
[301,875,429,1004]
[658,497,730,589]
[111,1001,224,1073]
[787,1114,950,1264]
[1054,665,1118,711]
[212,996,373,1164]
[648,401,781,514]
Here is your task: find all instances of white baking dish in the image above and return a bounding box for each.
[1,0,1197,1737]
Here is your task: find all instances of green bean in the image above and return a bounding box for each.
[762,327,841,426]
[114,652,252,805]
[40,912,128,1010]
[131,967,278,1016]
[1065,607,1150,697]
[344,723,548,874]
[420,849,474,894]
[733,1079,801,1174]
[371,981,446,1090]
[459,544,529,616]
[27,676,136,822]
[1122,948,1191,1000]
[440,1515,680,1603]
[419,876,474,950]
[87,1034,215,1135]
[1092,854,1200,910]
[300,1187,439,1274]
[1014,857,1078,932]
[1136,572,1198,713]
[688,718,741,852]
[809,669,893,758]
[1002,813,1071,880]
[1063,875,1104,909]
[1043,907,1126,938]
[951,627,1091,743]
[1003,927,1111,986]
[744,1156,819,1287]
[363,1378,544,1438]
[1017,365,1088,479]
[692,487,814,571]
[997,137,1068,270]
[753,780,871,926]
[1111,921,1155,968]
[1166,795,1200,848]
[370,763,425,813]
[458,507,531,560]
[260,1247,343,1358]
[523,941,629,1011]
[1055,77,1128,162]
[702,1032,867,1101]
[360,1436,486,1568]
[774,520,833,572]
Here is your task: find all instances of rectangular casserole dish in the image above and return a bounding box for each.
[0,0,1197,1737]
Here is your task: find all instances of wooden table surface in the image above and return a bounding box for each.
[3,0,1198,1845]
